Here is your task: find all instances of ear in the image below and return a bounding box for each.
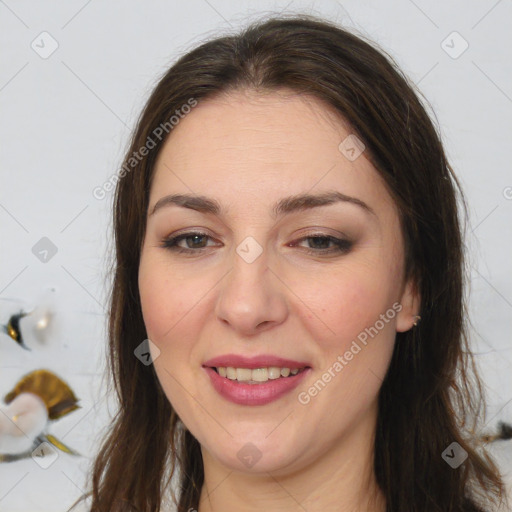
[395,277,421,333]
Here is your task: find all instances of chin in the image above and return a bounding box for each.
[201,434,301,474]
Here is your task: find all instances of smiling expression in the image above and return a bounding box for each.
[138,88,418,474]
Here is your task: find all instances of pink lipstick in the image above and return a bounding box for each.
[202,354,311,406]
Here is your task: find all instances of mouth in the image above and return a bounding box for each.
[209,365,310,384]
[201,354,312,404]
[203,364,312,406]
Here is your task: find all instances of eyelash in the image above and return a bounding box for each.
[160,231,353,256]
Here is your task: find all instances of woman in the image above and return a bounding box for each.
[70,14,507,512]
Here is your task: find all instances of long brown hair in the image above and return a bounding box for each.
[69,14,506,512]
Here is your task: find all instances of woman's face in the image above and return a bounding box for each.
[138,89,418,475]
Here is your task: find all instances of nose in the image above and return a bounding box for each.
[214,245,289,335]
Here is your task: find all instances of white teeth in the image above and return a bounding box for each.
[216,366,305,382]
[236,368,252,381]
[267,367,281,379]
[251,368,268,382]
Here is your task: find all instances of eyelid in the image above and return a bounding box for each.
[292,226,350,239]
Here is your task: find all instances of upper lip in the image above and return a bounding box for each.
[203,354,311,370]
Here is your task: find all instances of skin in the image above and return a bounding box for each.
[138,88,420,511]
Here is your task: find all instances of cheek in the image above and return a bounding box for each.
[138,256,201,410]
[292,260,400,348]
[293,266,399,426]
[138,252,216,376]
[138,253,190,344]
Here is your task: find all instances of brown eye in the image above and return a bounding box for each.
[292,235,353,255]
[160,232,217,253]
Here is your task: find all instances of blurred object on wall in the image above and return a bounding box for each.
[1,311,32,350]
[1,287,57,349]
[0,369,82,462]
[483,421,512,512]
[481,421,512,443]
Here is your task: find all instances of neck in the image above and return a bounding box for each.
[197,404,386,512]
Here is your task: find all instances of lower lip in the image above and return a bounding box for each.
[203,366,311,406]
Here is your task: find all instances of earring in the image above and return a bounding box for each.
[412,315,421,327]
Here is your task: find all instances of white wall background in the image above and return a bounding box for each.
[0,1,511,510]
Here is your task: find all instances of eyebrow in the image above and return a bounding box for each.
[150,190,376,219]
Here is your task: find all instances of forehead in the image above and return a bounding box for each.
[154,88,352,169]
[149,89,397,221]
